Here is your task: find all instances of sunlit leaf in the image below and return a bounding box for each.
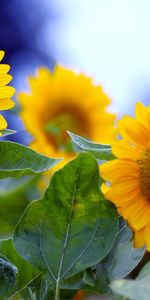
[0,129,16,137]
[67,131,114,160]
[0,141,61,179]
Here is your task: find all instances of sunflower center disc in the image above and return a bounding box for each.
[139,150,150,199]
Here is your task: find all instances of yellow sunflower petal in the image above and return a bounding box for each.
[0,51,15,127]
[0,51,5,61]
[112,177,139,194]
[0,114,7,130]
[131,206,150,231]
[134,228,145,248]
[145,221,150,251]
[0,99,15,110]
[100,159,139,182]
[101,183,110,195]
[106,187,141,206]
[19,93,32,107]
[0,86,15,99]
[0,64,10,74]
[135,102,150,132]
[112,140,141,160]
[0,74,12,86]
[119,201,149,228]
[118,116,150,148]
[125,202,150,230]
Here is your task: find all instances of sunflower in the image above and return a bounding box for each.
[18,66,115,165]
[0,50,15,132]
[100,102,150,250]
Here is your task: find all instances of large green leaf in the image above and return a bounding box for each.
[67,131,114,160]
[0,141,61,179]
[14,153,118,299]
[0,239,40,299]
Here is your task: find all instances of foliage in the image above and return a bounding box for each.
[0,134,148,300]
[13,153,118,299]
[67,131,115,160]
[0,254,17,298]
[111,262,150,300]
[0,141,61,179]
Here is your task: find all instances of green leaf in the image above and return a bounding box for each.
[111,277,150,300]
[111,251,150,300]
[137,262,150,280]
[28,289,38,300]
[84,220,145,296]
[83,269,95,287]
[45,269,94,292]
[59,272,85,291]
[0,141,61,179]
[0,255,17,298]
[0,239,40,299]
[67,131,115,160]
[14,153,118,298]
[48,289,77,300]
[39,277,49,300]
[102,220,145,280]
[0,129,16,137]
[0,176,40,238]
[83,266,110,295]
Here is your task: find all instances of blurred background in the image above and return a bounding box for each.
[1,0,150,125]
[0,1,150,299]
[1,0,150,145]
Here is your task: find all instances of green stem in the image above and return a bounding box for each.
[55,280,60,300]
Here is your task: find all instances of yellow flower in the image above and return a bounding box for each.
[0,50,15,132]
[100,102,150,250]
[18,66,115,166]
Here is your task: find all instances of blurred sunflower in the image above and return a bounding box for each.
[100,102,150,251]
[19,66,115,166]
[0,50,15,132]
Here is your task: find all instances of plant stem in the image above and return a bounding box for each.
[55,280,60,300]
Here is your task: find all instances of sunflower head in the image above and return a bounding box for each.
[0,50,15,133]
[18,65,116,163]
[100,102,150,251]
